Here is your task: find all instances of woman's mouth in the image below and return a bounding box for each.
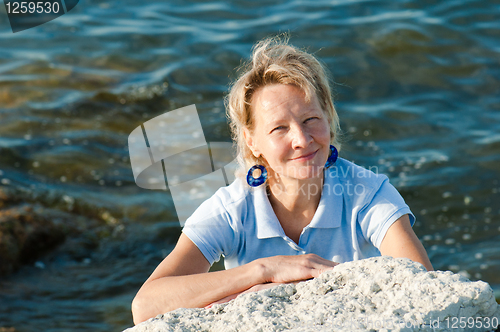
[291,149,318,162]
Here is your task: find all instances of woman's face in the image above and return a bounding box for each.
[244,84,331,182]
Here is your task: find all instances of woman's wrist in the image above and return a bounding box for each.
[249,258,268,284]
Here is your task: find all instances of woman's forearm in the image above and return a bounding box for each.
[131,260,265,324]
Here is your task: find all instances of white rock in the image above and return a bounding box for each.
[125,256,500,332]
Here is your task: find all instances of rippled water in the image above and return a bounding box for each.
[0,0,499,331]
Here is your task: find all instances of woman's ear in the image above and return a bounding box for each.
[243,127,261,158]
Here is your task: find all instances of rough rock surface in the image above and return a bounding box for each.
[125,256,500,332]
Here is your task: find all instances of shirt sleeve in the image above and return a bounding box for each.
[181,193,238,266]
[357,177,415,249]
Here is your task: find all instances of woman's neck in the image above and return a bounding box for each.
[265,172,324,244]
[266,172,324,216]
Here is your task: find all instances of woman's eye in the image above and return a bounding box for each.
[305,117,318,123]
[271,126,285,133]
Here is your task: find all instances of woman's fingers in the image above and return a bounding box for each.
[298,254,337,278]
[308,255,338,277]
[261,254,338,283]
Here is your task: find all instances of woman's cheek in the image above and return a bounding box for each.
[266,140,287,165]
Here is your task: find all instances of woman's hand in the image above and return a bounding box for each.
[257,253,338,284]
[205,254,337,309]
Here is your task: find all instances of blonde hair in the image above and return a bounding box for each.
[225,34,342,178]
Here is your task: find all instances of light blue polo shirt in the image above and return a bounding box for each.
[182,158,415,270]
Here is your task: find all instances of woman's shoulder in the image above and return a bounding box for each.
[197,176,255,216]
[184,177,251,227]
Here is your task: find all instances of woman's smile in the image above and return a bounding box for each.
[290,149,318,162]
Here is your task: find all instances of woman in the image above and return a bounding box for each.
[131,35,433,325]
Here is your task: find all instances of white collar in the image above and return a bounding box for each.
[254,166,343,239]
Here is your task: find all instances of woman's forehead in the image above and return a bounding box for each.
[251,84,319,119]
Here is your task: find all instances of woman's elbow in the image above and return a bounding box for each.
[131,294,151,325]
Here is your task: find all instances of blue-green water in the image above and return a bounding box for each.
[0,0,499,331]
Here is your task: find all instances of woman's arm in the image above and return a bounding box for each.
[131,233,337,324]
[379,214,433,271]
[131,233,258,324]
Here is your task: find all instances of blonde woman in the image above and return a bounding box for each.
[131,35,433,324]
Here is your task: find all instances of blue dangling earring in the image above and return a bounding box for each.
[325,145,338,168]
[246,165,267,187]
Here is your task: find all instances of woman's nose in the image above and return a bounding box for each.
[291,125,312,148]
